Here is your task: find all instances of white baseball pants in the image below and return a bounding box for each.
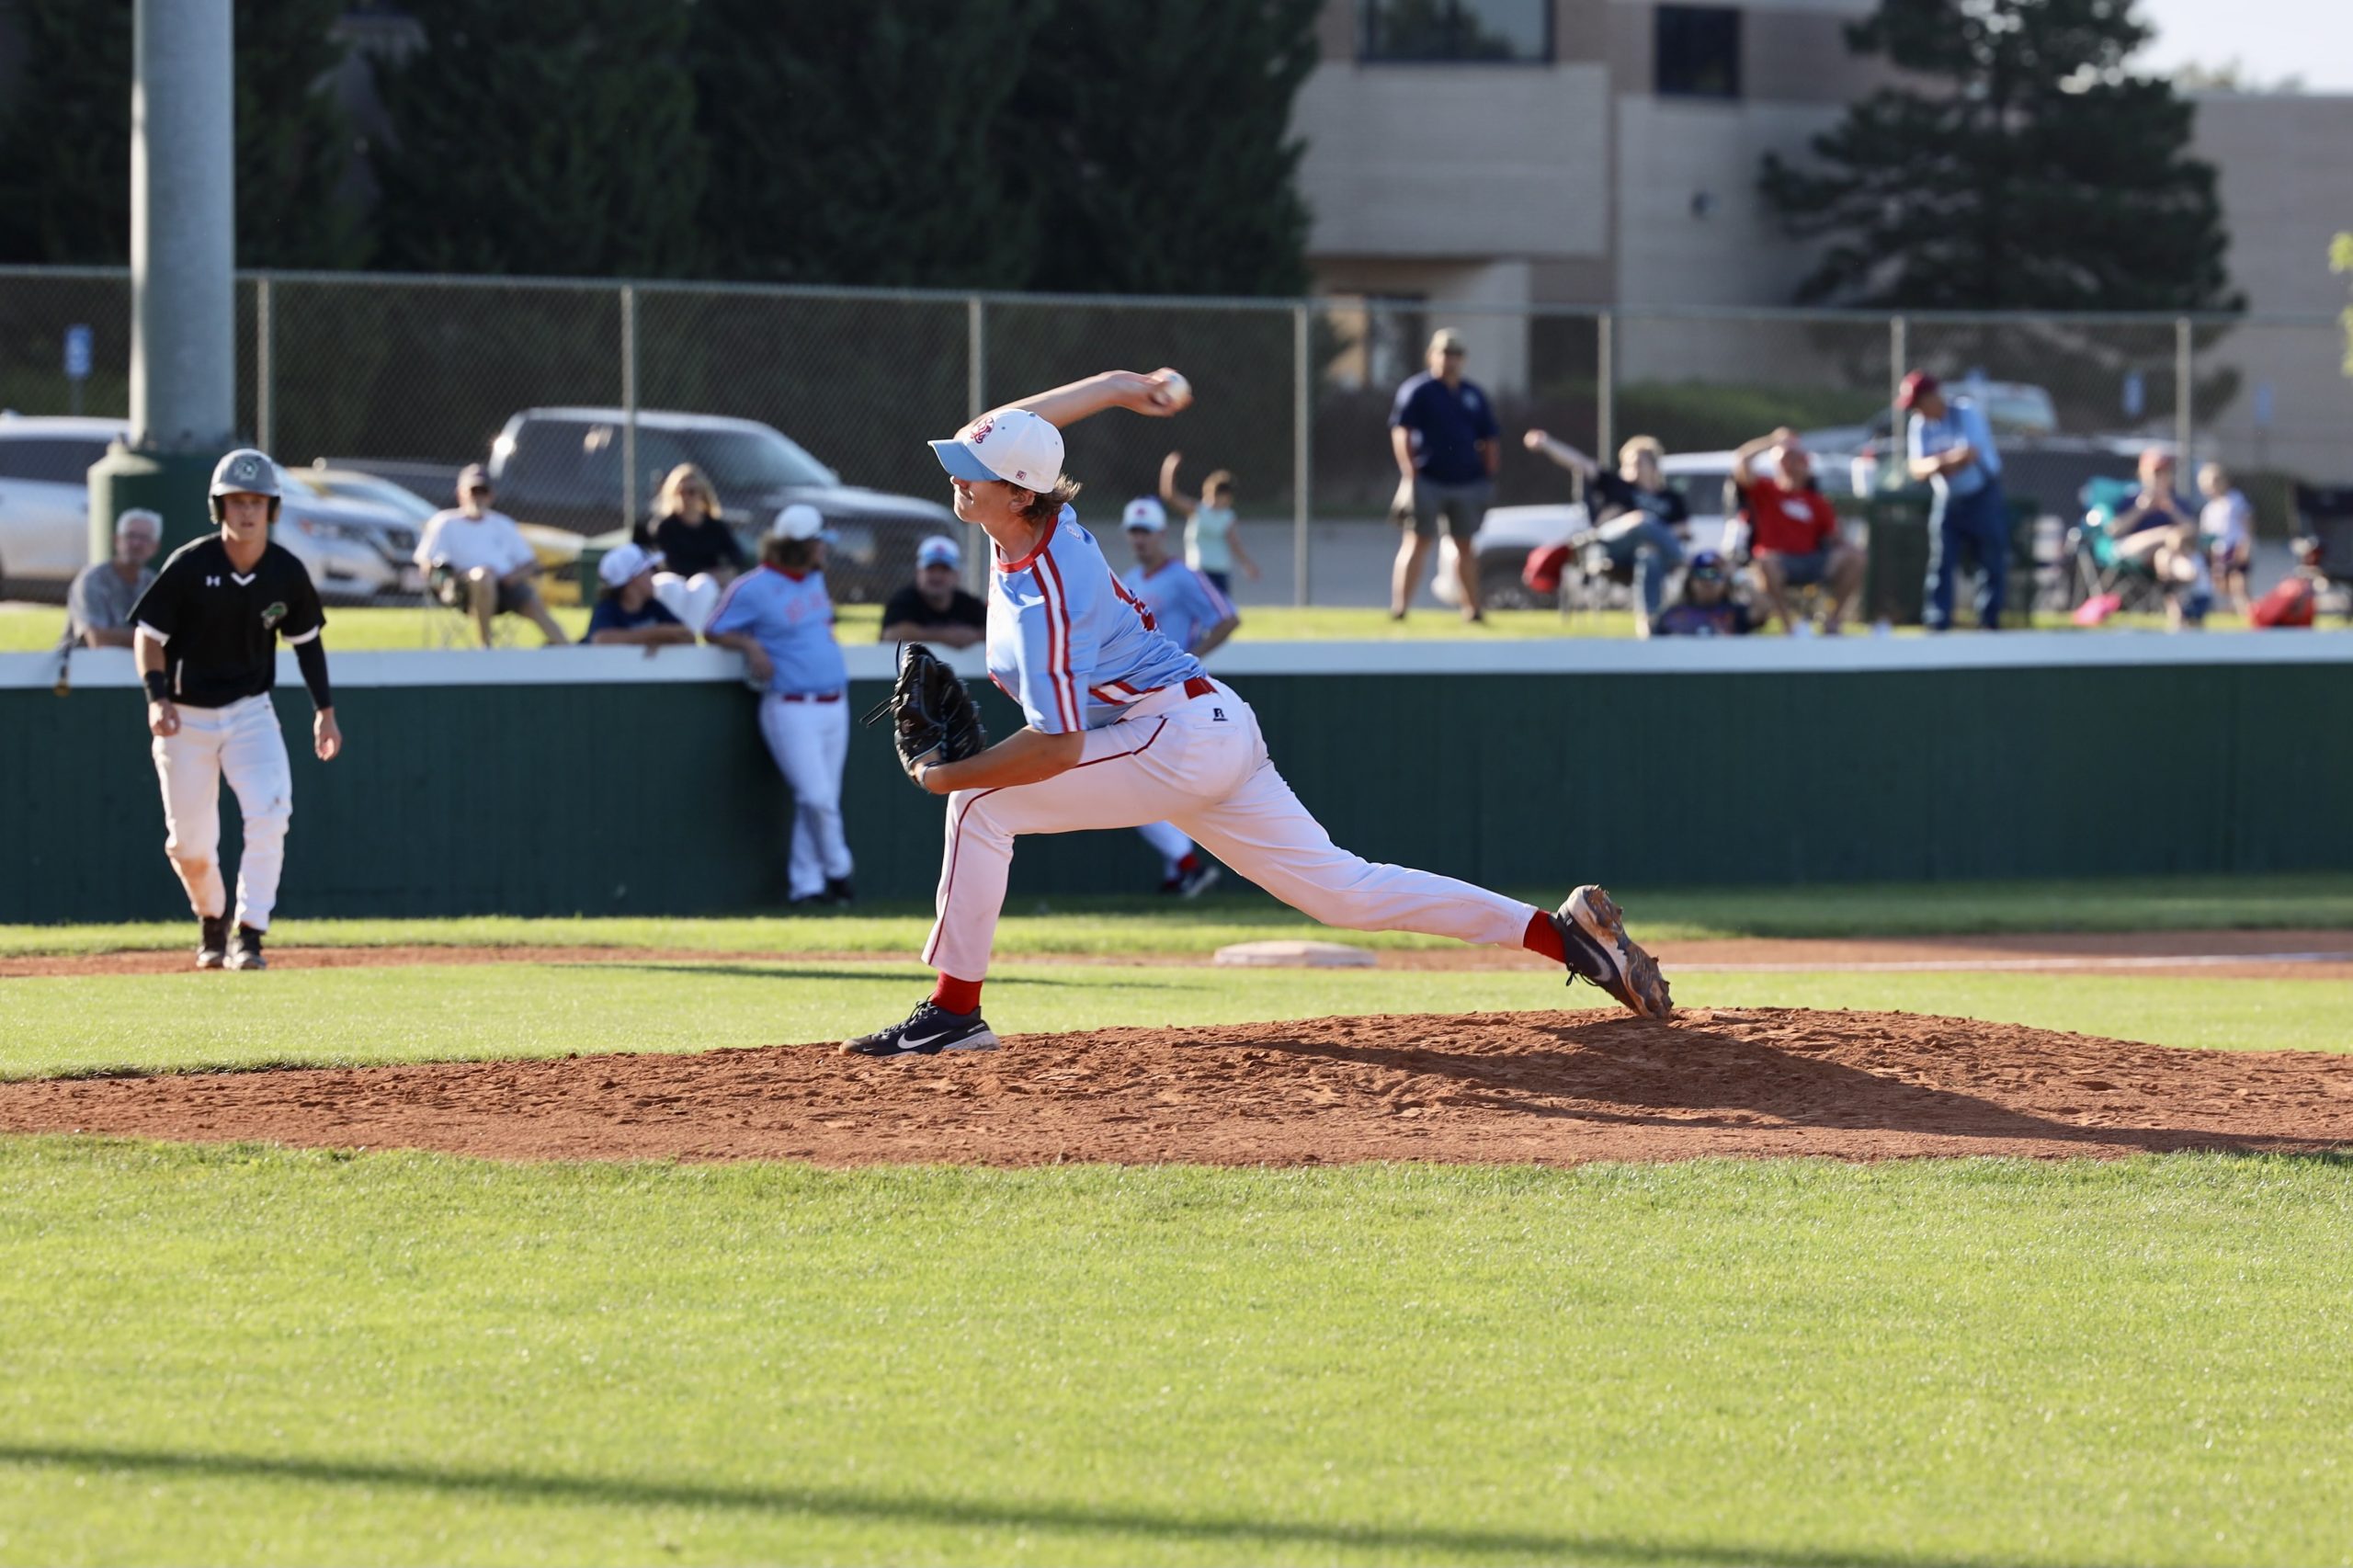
[924,681,1535,980]
[653,572,723,635]
[151,693,294,931]
[1135,820,1193,878]
[758,693,853,901]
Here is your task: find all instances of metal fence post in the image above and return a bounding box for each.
[965,295,988,593]
[2175,315,2194,460]
[1890,314,1908,415]
[254,273,272,453]
[1292,301,1311,608]
[1595,311,1614,462]
[620,283,639,534]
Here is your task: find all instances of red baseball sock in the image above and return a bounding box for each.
[931,973,983,1015]
[1176,853,1202,875]
[1522,909,1565,963]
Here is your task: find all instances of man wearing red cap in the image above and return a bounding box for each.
[1901,371,2009,631]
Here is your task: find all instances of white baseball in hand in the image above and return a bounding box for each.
[1154,370,1192,411]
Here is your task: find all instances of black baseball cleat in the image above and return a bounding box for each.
[840,1001,1000,1058]
[226,924,267,971]
[196,915,230,971]
[824,876,855,907]
[1552,885,1672,1019]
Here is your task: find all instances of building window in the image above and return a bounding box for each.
[1655,5,1742,98]
[1360,0,1552,62]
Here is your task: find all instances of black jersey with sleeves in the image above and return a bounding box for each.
[130,537,326,709]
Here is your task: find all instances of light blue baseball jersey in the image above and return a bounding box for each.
[706,565,847,696]
[1906,396,2003,498]
[990,507,1205,734]
[1120,558,1234,655]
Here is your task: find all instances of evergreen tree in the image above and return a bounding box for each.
[685,0,1051,290]
[368,0,704,277]
[1760,0,2238,312]
[0,0,362,267]
[0,0,132,263]
[1014,0,1320,296]
[235,0,366,268]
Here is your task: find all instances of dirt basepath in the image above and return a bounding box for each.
[5,1007,2348,1166]
[6,929,2351,982]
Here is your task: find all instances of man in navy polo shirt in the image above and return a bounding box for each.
[1389,327,1500,622]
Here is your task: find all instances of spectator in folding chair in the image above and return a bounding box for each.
[2197,461,2255,615]
[1730,427,1862,635]
[638,463,746,634]
[415,464,570,647]
[2111,449,2208,627]
[1522,429,1688,637]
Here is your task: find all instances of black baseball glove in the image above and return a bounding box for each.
[864,642,987,784]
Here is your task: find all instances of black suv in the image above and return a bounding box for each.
[484,406,960,602]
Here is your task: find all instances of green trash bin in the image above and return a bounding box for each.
[1859,494,1932,626]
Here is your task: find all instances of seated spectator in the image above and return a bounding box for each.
[1731,427,1864,635]
[586,543,695,651]
[2112,449,2208,628]
[2197,461,2255,614]
[1650,549,1757,637]
[1523,429,1688,636]
[639,463,745,633]
[59,507,162,651]
[878,534,986,649]
[415,463,569,647]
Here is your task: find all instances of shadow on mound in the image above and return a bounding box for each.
[0,1006,2347,1165]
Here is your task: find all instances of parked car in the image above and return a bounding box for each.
[1434,453,1744,610]
[0,413,416,600]
[483,407,960,602]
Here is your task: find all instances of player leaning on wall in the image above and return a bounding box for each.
[131,449,344,971]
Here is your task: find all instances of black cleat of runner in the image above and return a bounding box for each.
[840,1001,1000,1058]
[196,915,231,971]
[226,924,267,971]
[1552,884,1672,1019]
[825,876,856,907]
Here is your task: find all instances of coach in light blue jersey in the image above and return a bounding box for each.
[1903,370,2010,631]
[705,506,856,907]
[1118,494,1238,897]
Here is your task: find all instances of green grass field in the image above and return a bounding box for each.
[4,884,2349,1564]
[5,1144,2351,1565]
[6,872,2351,959]
[1,599,2245,653]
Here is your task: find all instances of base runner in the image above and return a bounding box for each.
[131,449,343,971]
[841,372,1671,1057]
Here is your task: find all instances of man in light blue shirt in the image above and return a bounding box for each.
[1903,371,2010,630]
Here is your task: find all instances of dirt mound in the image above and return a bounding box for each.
[4,1007,2349,1165]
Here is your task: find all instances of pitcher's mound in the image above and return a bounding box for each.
[4,1007,2348,1165]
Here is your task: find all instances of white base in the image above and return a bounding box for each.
[1212,938,1378,969]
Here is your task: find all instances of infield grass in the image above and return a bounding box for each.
[0,960,2343,1080]
[3,871,2349,960]
[3,1142,2349,1566]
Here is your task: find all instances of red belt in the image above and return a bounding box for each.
[1183,676,1214,699]
[778,691,844,703]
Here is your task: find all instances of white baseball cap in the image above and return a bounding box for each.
[771,503,831,541]
[597,541,662,588]
[929,408,1065,491]
[915,534,961,568]
[1121,496,1168,533]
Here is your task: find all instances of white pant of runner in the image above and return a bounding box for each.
[758,693,853,901]
[152,693,293,931]
[924,679,1535,980]
[1135,819,1193,878]
[653,572,723,635]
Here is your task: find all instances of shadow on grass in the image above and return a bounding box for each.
[0,1440,2037,1568]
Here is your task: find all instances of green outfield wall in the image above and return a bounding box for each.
[5,637,2350,924]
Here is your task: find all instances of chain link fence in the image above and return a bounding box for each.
[4,264,2341,606]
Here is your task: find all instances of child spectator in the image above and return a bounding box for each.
[1651,550,1758,637]
[2197,461,2255,614]
[1159,450,1258,597]
[586,543,695,651]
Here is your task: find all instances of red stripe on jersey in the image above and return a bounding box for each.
[1107,570,1157,631]
[1032,549,1082,732]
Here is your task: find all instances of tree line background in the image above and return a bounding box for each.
[0,0,1323,297]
